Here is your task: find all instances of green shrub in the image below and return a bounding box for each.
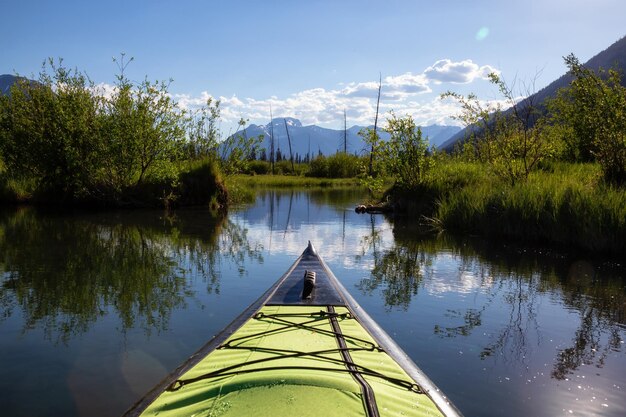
[246,160,271,175]
[307,153,362,178]
[177,158,227,209]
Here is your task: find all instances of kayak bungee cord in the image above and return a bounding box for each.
[165,310,424,396]
[220,310,380,351]
[165,351,423,393]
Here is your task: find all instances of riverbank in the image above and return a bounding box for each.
[0,158,228,210]
[225,174,362,204]
[388,161,626,255]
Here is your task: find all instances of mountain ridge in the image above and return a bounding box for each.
[440,35,626,151]
[233,118,461,158]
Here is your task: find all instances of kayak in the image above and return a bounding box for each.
[123,242,463,417]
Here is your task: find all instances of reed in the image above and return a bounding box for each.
[423,162,626,254]
[228,174,359,189]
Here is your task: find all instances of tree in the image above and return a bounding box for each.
[381,113,434,189]
[442,72,555,185]
[548,54,626,184]
[219,118,263,175]
[0,56,191,203]
[0,58,103,199]
[186,97,222,159]
[369,73,382,175]
[100,71,186,195]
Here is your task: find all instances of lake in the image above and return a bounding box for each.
[0,188,624,416]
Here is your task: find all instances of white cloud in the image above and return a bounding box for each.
[383,72,431,95]
[94,58,500,132]
[424,59,498,84]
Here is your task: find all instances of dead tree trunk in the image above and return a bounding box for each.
[284,118,295,174]
[369,73,382,176]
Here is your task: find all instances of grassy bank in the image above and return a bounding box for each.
[229,174,360,188]
[225,174,363,205]
[391,161,626,255]
[0,158,227,209]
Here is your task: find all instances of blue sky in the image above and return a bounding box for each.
[2,0,625,132]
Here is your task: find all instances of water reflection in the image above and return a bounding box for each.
[0,189,624,417]
[236,188,388,260]
[0,207,261,343]
[366,220,625,385]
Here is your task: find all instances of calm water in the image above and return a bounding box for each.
[1,189,625,417]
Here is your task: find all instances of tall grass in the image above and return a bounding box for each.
[228,174,359,189]
[416,162,626,254]
[225,174,362,206]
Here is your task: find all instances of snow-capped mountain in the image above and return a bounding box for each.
[232,118,460,158]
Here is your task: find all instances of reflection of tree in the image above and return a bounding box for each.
[307,188,368,211]
[0,207,262,343]
[359,218,625,379]
[551,264,625,379]
[434,308,485,337]
[357,240,432,310]
[552,308,622,380]
[478,274,540,366]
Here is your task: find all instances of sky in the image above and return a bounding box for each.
[2,0,625,133]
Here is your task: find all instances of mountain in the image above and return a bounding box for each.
[0,74,19,95]
[231,118,461,158]
[0,74,40,96]
[440,35,626,151]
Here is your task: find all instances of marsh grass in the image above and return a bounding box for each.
[228,174,359,189]
[419,162,626,254]
[224,174,363,206]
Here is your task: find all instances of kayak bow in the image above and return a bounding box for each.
[123,242,463,417]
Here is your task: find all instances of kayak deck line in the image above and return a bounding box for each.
[328,304,380,417]
[122,242,463,417]
[234,310,379,350]
[166,307,422,396]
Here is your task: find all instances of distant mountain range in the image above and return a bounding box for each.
[231,118,461,157]
[440,35,626,151]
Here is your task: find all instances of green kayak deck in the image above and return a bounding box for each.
[123,243,462,417]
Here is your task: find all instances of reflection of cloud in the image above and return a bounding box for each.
[425,256,493,295]
[231,213,394,271]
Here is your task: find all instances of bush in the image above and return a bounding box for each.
[548,54,626,185]
[177,158,227,209]
[307,153,362,178]
[0,59,188,204]
[246,160,271,175]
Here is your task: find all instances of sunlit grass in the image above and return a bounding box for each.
[224,174,363,206]
[227,174,360,188]
[421,162,626,254]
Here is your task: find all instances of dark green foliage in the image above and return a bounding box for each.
[548,54,626,184]
[0,61,103,200]
[307,153,363,178]
[246,160,271,175]
[0,58,226,207]
[177,158,227,209]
